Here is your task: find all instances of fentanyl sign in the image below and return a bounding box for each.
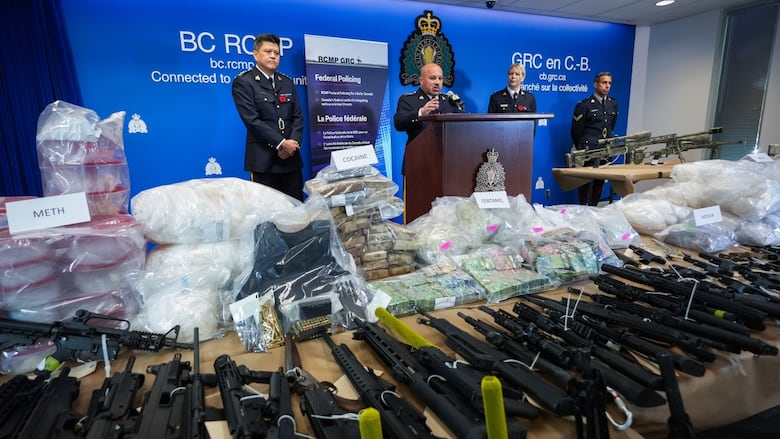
[474,191,510,209]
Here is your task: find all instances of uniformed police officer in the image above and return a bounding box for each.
[487,63,536,114]
[232,33,304,201]
[393,63,464,175]
[570,71,618,205]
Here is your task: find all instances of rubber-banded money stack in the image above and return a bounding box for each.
[304,165,418,281]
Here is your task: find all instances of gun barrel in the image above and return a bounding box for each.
[677,126,722,141]
[418,308,577,416]
[355,320,527,439]
[598,130,652,145]
[323,333,434,439]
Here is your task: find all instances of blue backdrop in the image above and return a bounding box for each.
[59,0,635,206]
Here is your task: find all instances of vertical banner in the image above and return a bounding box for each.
[304,34,388,174]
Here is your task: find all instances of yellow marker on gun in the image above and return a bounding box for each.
[374,307,435,349]
[482,375,509,439]
[359,407,383,439]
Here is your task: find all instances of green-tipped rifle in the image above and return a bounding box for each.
[566,127,743,168]
[565,131,651,168]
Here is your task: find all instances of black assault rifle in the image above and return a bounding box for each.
[600,264,768,330]
[214,354,304,439]
[321,332,440,439]
[284,333,362,439]
[0,309,193,364]
[124,328,216,439]
[0,367,82,438]
[81,356,146,438]
[490,304,666,407]
[583,292,778,356]
[414,307,577,416]
[590,275,750,336]
[352,318,528,439]
[523,295,706,378]
[372,310,538,420]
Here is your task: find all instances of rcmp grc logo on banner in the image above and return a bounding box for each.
[399,10,456,87]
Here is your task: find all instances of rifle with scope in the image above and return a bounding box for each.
[565,127,743,168]
[565,130,651,167]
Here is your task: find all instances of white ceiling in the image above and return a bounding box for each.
[402,0,762,26]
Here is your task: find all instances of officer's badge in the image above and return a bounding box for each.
[399,10,456,87]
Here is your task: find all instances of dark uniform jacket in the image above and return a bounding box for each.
[487,89,536,113]
[232,67,303,173]
[570,94,618,150]
[393,88,463,174]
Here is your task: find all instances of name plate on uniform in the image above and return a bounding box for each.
[6,193,91,235]
[330,144,378,170]
[474,191,510,209]
[693,205,722,226]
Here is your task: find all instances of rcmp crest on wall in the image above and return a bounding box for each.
[399,10,456,87]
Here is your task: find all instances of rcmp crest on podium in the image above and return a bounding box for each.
[399,10,456,87]
[475,149,506,192]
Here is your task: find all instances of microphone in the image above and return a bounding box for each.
[446,90,465,112]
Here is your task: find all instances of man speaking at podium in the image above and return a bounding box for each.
[394,63,464,176]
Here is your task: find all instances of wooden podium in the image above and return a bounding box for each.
[404,112,553,222]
